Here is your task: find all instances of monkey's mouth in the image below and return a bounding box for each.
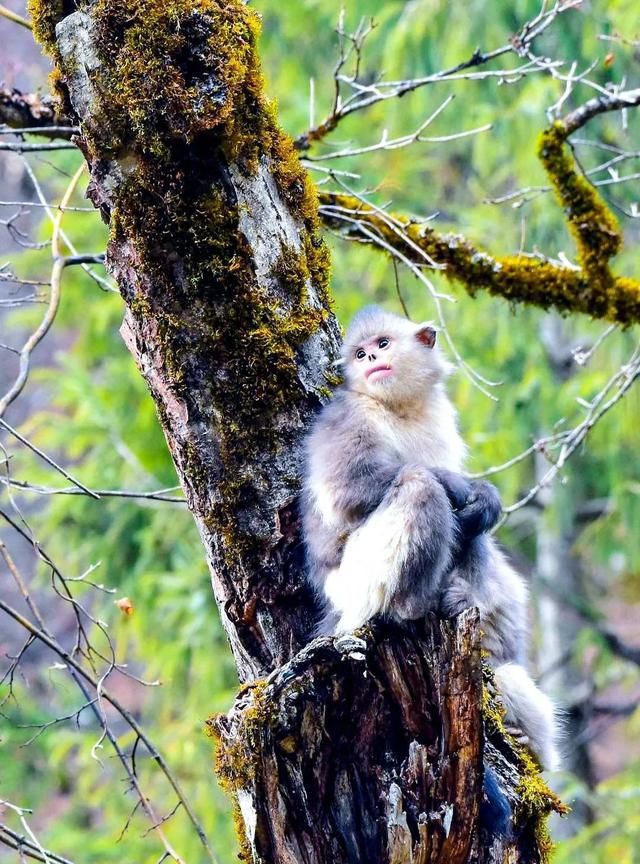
[366,364,393,381]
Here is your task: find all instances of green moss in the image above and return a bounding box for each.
[206,680,269,791]
[29,0,333,613]
[516,749,570,861]
[320,185,640,324]
[63,0,333,560]
[27,0,65,58]
[206,680,270,862]
[538,122,621,271]
[75,0,258,159]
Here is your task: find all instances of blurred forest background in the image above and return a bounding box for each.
[1,1,639,862]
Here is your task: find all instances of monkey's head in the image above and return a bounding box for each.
[342,306,450,404]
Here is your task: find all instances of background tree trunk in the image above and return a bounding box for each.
[29,1,563,860]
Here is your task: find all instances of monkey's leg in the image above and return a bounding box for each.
[326,466,455,633]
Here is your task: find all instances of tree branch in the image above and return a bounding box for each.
[318,93,640,325]
[295,1,580,150]
[0,87,75,138]
[0,4,31,30]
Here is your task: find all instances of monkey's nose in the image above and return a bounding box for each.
[368,353,376,361]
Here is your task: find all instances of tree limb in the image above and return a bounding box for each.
[0,87,75,138]
[318,94,640,325]
[0,4,31,30]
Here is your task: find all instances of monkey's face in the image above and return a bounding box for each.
[346,323,442,404]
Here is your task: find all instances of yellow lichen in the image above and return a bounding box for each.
[205,680,270,862]
[318,120,640,325]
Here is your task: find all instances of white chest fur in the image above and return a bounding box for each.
[368,388,466,473]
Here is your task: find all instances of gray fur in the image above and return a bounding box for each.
[302,392,455,631]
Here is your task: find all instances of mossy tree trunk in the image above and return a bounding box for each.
[30,1,561,861]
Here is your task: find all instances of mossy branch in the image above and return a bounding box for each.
[319,108,640,326]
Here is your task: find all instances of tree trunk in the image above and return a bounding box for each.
[29,1,563,861]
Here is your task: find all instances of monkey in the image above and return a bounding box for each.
[301,305,559,770]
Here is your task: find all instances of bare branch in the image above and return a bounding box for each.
[0,418,100,499]
[20,159,113,292]
[0,5,31,30]
[0,164,85,418]
[502,342,640,514]
[1,477,186,504]
[599,628,640,667]
[0,555,219,864]
[0,141,78,152]
[0,87,74,138]
[562,87,640,134]
[303,95,491,162]
[295,1,579,149]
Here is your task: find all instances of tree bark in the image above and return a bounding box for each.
[211,612,557,864]
[29,1,563,861]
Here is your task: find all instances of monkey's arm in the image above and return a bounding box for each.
[430,469,502,539]
[310,400,400,526]
[334,437,399,523]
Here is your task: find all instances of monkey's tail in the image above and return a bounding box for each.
[493,663,561,772]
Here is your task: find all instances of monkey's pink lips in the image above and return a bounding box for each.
[366,364,393,381]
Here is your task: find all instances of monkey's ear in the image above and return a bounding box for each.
[415,325,436,349]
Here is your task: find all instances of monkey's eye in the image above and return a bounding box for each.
[355,348,366,360]
[378,337,390,350]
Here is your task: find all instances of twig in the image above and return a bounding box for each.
[599,628,640,667]
[0,126,78,137]
[503,343,640,514]
[295,0,578,149]
[0,824,76,864]
[303,96,491,162]
[0,4,31,29]
[562,87,640,134]
[0,164,85,418]
[0,142,77,152]
[0,802,54,864]
[0,418,100,499]
[1,477,186,503]
[0,589,220,864]
[21,158,113,292]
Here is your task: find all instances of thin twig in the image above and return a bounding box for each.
[0,142,77,152]
[1,477,186,503]
[0,4,31,29]
[0,418,100,499]
[503,343,640,514]
[0,164,85,418]
[295,0,578,149]
[0,588,220,864]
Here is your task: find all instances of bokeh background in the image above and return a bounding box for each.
[1,1,639,861]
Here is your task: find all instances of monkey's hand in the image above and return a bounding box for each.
[458,479,502,538]
[430,469,502,539]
